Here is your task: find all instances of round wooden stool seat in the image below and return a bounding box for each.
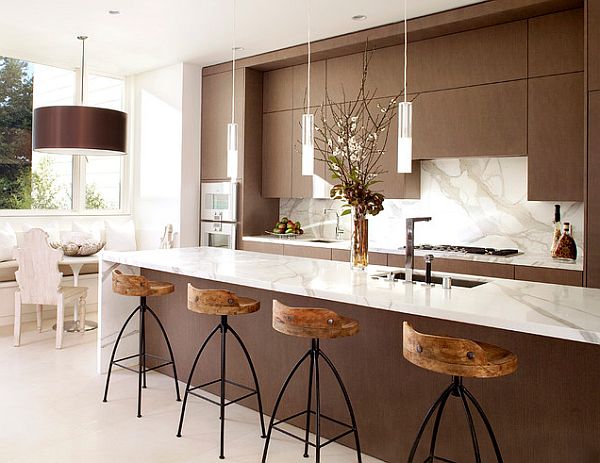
[112,270,174,297]
[187,284,260,316]
[403,322,517,379]
[272,300,359,339]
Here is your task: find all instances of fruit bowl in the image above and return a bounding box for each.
[267,217,304,237]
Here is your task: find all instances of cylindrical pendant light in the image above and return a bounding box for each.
[397,0,412,173]
[301,0,314,176]
[32,36,127,156]
[227,0,239,180]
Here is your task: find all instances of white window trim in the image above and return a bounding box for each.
[0,64,133,218]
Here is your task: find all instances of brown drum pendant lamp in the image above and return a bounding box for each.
[33,36,127,156]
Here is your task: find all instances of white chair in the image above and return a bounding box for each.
[13,228,88,349]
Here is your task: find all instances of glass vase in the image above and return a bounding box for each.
[351,206,369,269]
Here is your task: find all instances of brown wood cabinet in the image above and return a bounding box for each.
[262,110,293,198]
[409,20,527,93]
[590,1,600,92]
[283,245,332,260]
[331,249,388,266]
[201,69,244,181]
[528,9,583,78]
[263,67,293,113]
[586,91,600,287]
[292,61,327,110]
[527,72,584,201]
[241,241,284,255]
[515,266,583,287]
[413,80,528,159]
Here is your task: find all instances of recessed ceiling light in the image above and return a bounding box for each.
[108,10,120,15]
[352,14,367,21]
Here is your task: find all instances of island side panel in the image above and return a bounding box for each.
[143,269,600,463]
[98,260,141,374]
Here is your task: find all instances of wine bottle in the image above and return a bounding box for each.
[551,204,561,256]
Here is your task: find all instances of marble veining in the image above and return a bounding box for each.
[101,247,600,346]
[280,157,584,256]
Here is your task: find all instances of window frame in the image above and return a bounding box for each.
[0,62,132,217]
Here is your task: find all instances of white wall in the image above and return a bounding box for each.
[132,62,202,250]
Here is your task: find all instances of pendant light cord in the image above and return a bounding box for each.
[403,0,407,103]
[78,35,87,105]
[306,0,311,112]
[231,0,236,124]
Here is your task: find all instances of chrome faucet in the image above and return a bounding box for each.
[405,217,432,283]
[323,208,344,240]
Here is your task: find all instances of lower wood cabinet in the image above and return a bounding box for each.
[331,249,388,266]
[283,245,332,260]
[241,241,284,255]
[514,266,583,287]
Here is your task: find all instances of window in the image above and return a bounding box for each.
[0,55,127,213]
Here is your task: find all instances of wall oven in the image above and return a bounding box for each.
[200,182,238,249]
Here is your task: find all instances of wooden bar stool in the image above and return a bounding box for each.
[262,300,362,463]
[403,322,518,463]
[176,284,266,460]
[102,270,181,418]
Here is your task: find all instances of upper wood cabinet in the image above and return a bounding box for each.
[292,61,326,110]
[527,72,584,201]
[412,80,527,159]
[263,67,293,112]
[409,20,527,93]
[528,9,583,78]
[590,2,600,91]
[262,110,292,198]
[201,69,244,181]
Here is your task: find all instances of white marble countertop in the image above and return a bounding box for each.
[102,247,600,345]
[242,235,583,271]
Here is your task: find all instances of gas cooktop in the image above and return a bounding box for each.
[406,244,520,257]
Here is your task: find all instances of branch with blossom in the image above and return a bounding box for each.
[314,47,402,217]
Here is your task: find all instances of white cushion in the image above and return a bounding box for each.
[22,222,61,243]
[104,220,137,251]
[0,223,17,262]
[72,221,104,242]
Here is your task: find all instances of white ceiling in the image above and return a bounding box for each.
[0,0,485,77]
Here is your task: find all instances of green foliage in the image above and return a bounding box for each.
[86,183,107,210]
[0,56,34,209]
[31,156,61,209]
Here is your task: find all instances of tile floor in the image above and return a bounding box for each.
[0,318,383,462]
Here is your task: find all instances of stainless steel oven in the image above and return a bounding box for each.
[200,221,237,249]
[201,182,238,223]
[200,182,238,249]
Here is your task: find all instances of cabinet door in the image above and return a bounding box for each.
[201,70,244,180]
[371,98,421,199]
[263,67,293,112]
[284,245,332,260]
[292,61,326,110]
[515,266,582,287]
[262,111,292,198]
[591,1,600,91]
[527,73,584,201]
[291,110,331,199]
[413,80,527,159]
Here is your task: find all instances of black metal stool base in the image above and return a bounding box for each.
[102,296,181,418]
[262,339,362,463]
[176,315,266,460]
[407,376,504,463]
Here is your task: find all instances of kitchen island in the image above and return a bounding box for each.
[99,247,600,462]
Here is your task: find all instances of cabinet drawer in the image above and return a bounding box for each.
[284,245,332,260]
[242,241,284,255]
[332,249,387,266]
[514,266,583,287]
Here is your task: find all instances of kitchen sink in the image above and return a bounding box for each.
[372,271,487,288]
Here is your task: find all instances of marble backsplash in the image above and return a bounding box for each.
[280,157,584,255]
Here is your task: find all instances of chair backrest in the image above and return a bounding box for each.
[15,228,63,305]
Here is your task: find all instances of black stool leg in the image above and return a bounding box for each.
[458,381,481,463]
[303,344,315,458]
[146,306,181,401]
[314,341,322,463]
[228,325,267,438]
[407,381,455,463]
[176,324,221,437]
[137,302,145,417]
[463,387,504,463]
[219,316,227,459]
[103,305,141,403]
[141,299,147,389]
[425,385,453,463]
[262,349,312,463]
[319,349,362,463]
